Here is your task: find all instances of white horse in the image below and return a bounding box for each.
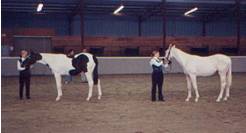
[22,52,102,101]
[164,44,232,102]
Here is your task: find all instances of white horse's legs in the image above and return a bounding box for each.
[97,79,102,100]
[224,69,232,101]
[54,73,62,101]
[190,75,199,102]
[185,75,192,102]
[85,71,94,101]
[224,84,230,101]
[217,73,227,102]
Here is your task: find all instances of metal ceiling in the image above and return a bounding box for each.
[2,0,246,20]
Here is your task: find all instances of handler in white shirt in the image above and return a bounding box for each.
[17,50,31,100]
[149,50,168,102]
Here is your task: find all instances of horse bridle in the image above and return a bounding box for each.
[165,44,173,65]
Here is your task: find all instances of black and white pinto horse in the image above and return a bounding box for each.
[22,52,102,101]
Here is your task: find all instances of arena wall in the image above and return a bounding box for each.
[2,56,246,76]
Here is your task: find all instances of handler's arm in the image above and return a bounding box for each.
[17,61,25,71]
[149,59,163,67]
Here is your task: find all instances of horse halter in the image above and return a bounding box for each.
[165,45,173,64]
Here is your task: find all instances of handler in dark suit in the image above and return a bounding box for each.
[17,50,31,100]
[149,50,168,102]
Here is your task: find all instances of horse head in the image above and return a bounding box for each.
[164,43,175,64]
[21,51,42,67]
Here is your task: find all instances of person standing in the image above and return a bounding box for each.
[149,50,168,102]
[17,50,31,100]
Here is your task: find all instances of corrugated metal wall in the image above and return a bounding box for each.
[2,13,70,35]
[2,13,246,37]
[72,15,139,36]
[72,15,245,37]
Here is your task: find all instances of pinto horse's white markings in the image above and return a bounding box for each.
[164,44,232,102]
[24,52,102,101]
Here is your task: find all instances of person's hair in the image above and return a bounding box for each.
[151,50,159,57]
[19,49,28,57]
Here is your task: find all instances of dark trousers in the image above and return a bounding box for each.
[19,75,30,99]
[151,72,164,101]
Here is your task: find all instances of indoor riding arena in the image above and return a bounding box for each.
[1,0,246,133]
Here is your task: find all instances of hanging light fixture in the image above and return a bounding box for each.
[184,7,198,16]
[37,3,44,12]
[113,4,124,15]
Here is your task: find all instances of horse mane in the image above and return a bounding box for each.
[174,47,202,58]
[173,47,191,57]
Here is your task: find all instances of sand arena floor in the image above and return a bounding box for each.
[2,73,246,133]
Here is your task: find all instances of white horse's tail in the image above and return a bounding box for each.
[226,59,232,87]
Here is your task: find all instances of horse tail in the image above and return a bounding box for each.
[226,58,232,87]
[92,55,99,85]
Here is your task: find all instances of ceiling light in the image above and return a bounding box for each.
[184,7,198,16]
[37,3,43,12]
[113,5,124,15]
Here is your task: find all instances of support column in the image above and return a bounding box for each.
[161,0,167,52]
[202,20,206,37]
[236,0,241,55]
[138,16,142,36]
[68,16,72,36]
[80,0,85,49]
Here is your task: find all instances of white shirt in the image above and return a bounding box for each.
[17,58,26,71]
[149,57,168,68]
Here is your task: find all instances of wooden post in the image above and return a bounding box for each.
[161,0,166,52]
[202,19,206,37]
[138,16,142,36]
[80,0,85,49]
[236,0,241,55]
[68,16,72,36]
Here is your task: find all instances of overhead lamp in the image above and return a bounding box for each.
[184,7,198,16]
[113,5,124,15]
[37,3,44,12]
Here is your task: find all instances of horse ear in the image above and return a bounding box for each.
[169,43,173,48]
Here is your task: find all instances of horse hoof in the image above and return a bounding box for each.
[223,97,228,101]
[86,98,90,101]
[56,97,60,101]
[185,98,190,102]
[216,99,221,102]
[98,96,101,100]
[195,99,199,102]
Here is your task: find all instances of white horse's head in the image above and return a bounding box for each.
[164,43,175,64]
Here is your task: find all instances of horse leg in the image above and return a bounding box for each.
[185,75,192,102]
[85,71,94,101]
[224,68,232,101]
[223,85,229,101]
[190,75,199,102]
[54,73,62,101]
[97,79,102,100]
[224,84,231,101]
[217,72,226,102]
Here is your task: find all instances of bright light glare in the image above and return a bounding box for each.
[37,3,43,12]
[113,5,124,14]
[184,7,198,16]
